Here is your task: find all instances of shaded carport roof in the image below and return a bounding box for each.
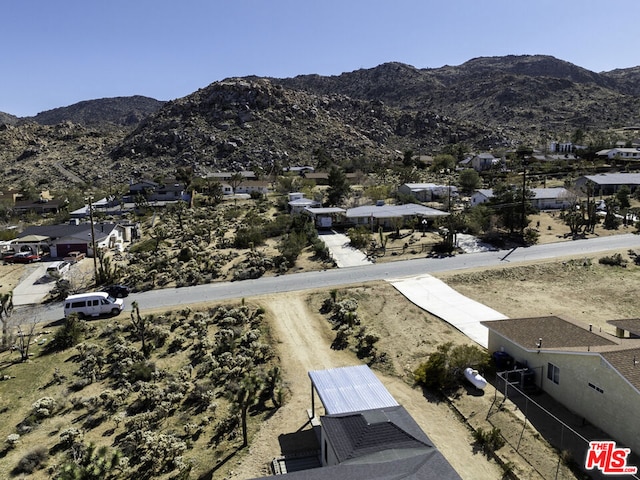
[308,365,398,415]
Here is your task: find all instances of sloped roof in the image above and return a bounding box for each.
[601,347,640,391]
[19,223,119,243]
[481,316,616,351]
[322,406,432,464]
[608,319,640,337]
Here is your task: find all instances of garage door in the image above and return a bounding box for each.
[56,243,88,257]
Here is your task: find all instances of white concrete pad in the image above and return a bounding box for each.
[389,274,508,348]
[12,264,54,306]
[318,231,373,268]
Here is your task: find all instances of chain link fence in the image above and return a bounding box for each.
[489,371,640,480]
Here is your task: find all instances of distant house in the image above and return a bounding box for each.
[470,188,574,210]
[234,180,270,196]
[205,171,257,181]
[128,179,190,203]
[346,203,448,229]
[13,199,64,215]
[17,222,130,257]
[397,183,458,202]
[596,148,640,161]
[482,316,640,457]
[470,189,494,207]
[288,192,321,214]
[471,153,500,172]
[575,173,640,195]
[285,166,315,175]
[303,207,346,229]
[265,365,461,479]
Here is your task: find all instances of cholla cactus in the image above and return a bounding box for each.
[59,427,83,448]
[5,433,20,448]
[32,397,57,419]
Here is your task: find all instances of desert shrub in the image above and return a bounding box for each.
[233,226,265,249]
[48,314,86,351]
[523,227,540,245]
[473,427,505,455]
[354,326,380,362]
[32,396,58,419]
[599,253,627,267]
[414,342,490,391]
[127,361,155,383]
[129,238,156,253]
[13,446,48,475]
[346,225,371,249]
[5,433,20,449]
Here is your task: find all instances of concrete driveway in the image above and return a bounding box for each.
[318,231,373,268]
[12,262,55,306]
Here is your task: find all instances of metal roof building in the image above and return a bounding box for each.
[308,365,398,416]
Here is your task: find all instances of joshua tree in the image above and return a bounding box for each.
[228,373,263,447]
[0,291,14,350]
[130,301,152,358]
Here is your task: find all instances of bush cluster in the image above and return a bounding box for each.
[413,342,490,392]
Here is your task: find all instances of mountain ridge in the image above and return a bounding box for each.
[1,55,639,192]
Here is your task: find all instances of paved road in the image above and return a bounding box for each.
[20,233,640,323]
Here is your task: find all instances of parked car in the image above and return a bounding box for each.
[45,261,71,279]
[63,251,86,263]
[101,284,130,298]
[4,252,41,264]
[64,292,124,318]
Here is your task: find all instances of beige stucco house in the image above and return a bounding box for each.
[482,316,640,456]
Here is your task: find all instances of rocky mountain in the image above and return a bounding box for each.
[277,55,640,132]
[25,95,165,127]
[1,55,639,192]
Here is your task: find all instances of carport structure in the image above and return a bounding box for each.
[308,365,398,418]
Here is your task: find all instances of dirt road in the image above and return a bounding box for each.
[228,292,503,480]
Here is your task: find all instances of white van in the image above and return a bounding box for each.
[46,261,70,279]
[63,292,124,318]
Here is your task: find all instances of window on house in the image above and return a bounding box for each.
[547,363,560,384]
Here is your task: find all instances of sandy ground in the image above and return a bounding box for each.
[225,293,505,480]
[2,211,636,479]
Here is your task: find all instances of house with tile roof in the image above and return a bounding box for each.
[265,365,461,479]
[482,316,640,455]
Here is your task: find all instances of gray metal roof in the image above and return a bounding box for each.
[346,204,448,220]
[308,365,399,415]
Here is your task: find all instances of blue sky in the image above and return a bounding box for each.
[3,0,638,117]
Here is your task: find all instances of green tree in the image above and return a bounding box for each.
[229,172,245,194]
[490,182,535,234]
[458,169,481,193]
[617,185,631,209]
[326,166,351,206]
[430,154,456,173]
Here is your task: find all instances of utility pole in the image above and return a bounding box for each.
[521,158,527,234]
[87,197,98,286]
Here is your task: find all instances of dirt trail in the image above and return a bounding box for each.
[228,292,503,480]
